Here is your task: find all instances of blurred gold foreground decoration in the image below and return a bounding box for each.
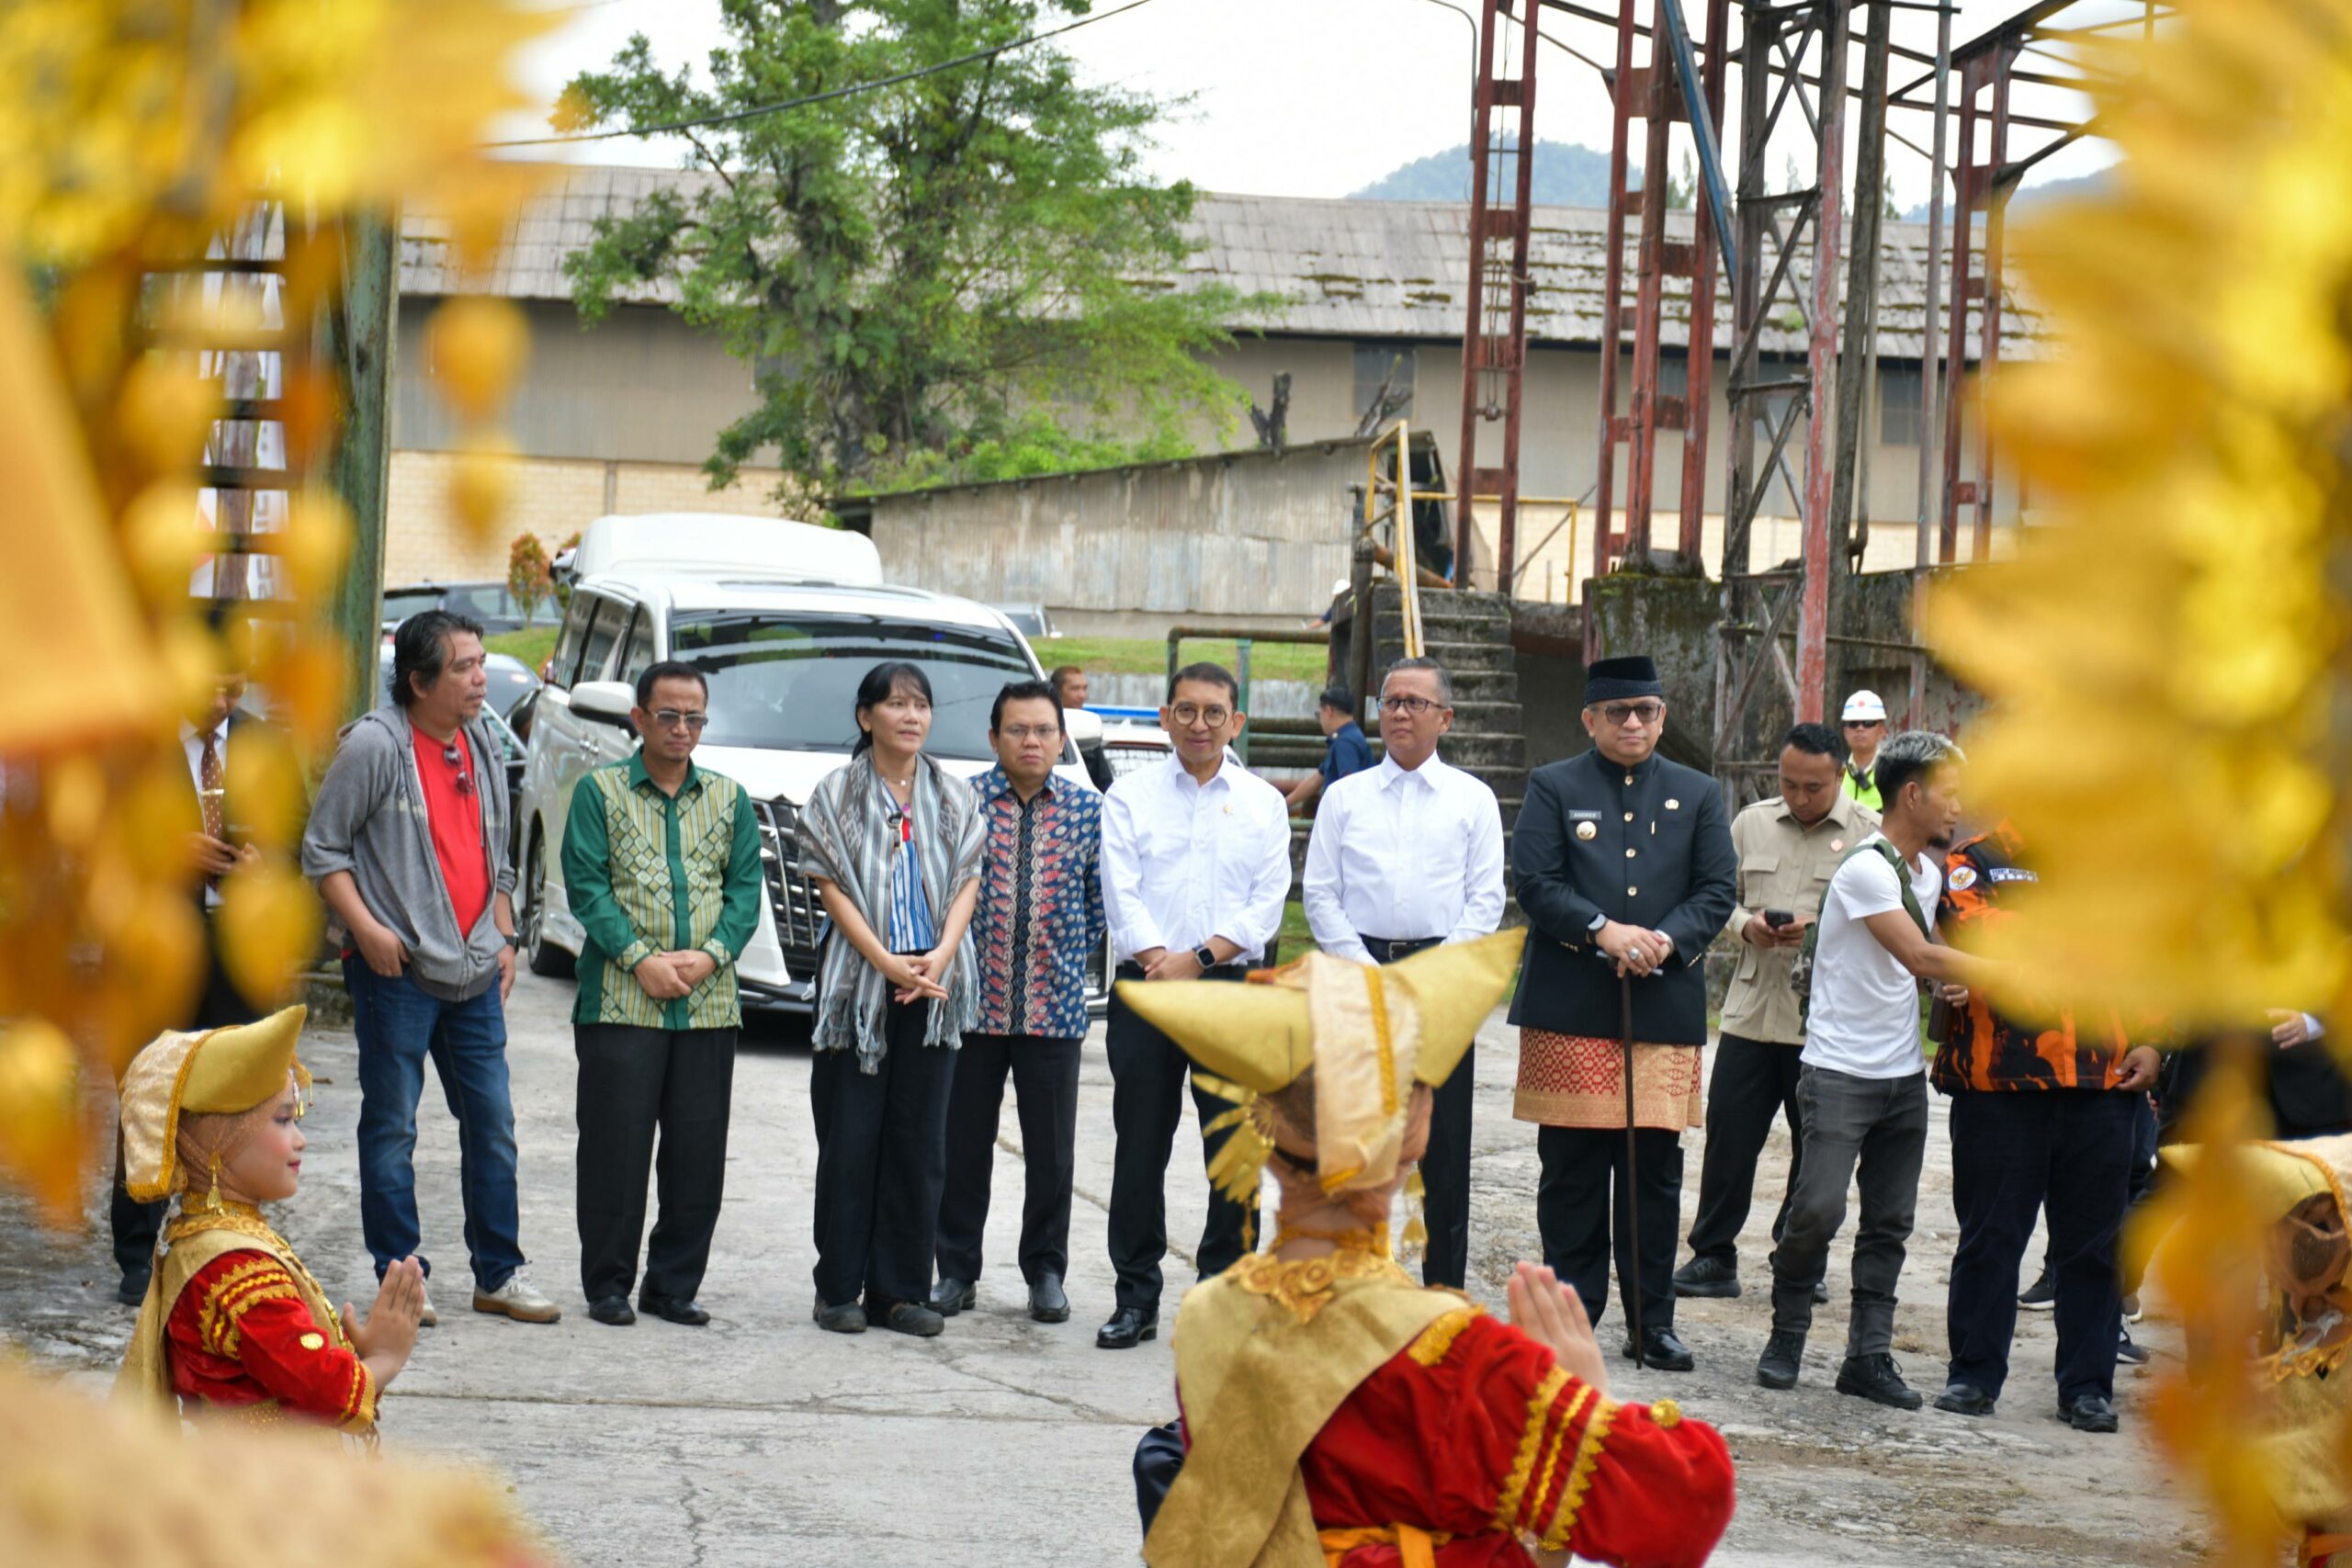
[1925,0,2352,1559]
[0,2,558,1562]
[0,0,549,1218]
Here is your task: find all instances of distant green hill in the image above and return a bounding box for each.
[1350,141,1628,206]
[1899,170,2108,222]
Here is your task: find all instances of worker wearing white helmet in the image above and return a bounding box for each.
[1840,691,1889,811]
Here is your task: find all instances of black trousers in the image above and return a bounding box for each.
[1106,964,1256,1311]
[1686,1032,1806,1268]
[574,1023,737,1306]
[111,920,257,1281]
[1535,1124,1682,1334]
[1945,1089,2135,1404]
[809,998,956,1308]
[935,1032,1083,1286]
[1362,935,1473,1290]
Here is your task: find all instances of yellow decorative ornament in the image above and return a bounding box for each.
[1917,4,2352,1553]
[1114,929,1524,1212]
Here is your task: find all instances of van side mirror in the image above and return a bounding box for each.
[571,680,637,729]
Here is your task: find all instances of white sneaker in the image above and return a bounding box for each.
[472,1269,561,1324]
[417,1282,438,1328]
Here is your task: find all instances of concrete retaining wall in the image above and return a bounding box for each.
[862,441,1372,635]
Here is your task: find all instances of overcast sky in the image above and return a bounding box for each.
[498,0,2134,209]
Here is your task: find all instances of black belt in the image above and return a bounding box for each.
[1360,935,1442,964]
[1115,959,1250,980]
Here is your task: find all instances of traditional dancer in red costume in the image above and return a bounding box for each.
[113,1006,424,1440]
[1128,931,1736,1567]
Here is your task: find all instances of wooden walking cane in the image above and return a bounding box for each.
[1621,970,1645,1371]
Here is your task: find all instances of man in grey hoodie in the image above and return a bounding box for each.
[302,609,559,1325]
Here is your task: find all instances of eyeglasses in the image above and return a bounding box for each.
[1597,702,1665,725]
[650,709,708,731]
[999,725,1060,743]
[1169,704,1233,728]
[1379,695,1448,716]
[1843,719,1884,730]
[441,744,476,796]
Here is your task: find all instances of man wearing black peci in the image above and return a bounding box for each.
[1509,655,1736,1371]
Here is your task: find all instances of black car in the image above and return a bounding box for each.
[381,581,535,637]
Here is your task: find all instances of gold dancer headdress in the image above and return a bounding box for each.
[2159,1135,2349,1228]
[1114,930,1524,1208]
[117,1006,310,1202]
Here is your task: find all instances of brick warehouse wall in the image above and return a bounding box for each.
[383,449,805,586]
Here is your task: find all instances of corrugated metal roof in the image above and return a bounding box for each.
[405,164,2033,359]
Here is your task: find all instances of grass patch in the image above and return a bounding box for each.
[487,626,560,670]
[485,628,1330,688]
[1278,897,1315,961]
[1043,635,1329,685]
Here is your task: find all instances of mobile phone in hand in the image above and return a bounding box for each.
[1764,908,1794,929]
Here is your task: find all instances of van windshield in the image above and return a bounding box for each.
[668,612,1036,761]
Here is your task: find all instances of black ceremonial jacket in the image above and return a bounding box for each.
[1507,749,1736,1044]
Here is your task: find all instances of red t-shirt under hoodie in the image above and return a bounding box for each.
[413,721,490,936]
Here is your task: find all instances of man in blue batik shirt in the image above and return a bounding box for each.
[931,680,1106,1326]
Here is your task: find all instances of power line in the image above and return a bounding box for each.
[485,0,1165,150]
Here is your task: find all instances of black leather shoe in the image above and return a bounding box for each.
[930,1277,975,1316]
[876,1300,944,1337]
[1757,1328,1805,1390]
[1935,1381,1996,1416]
[1672,1257,1740,1299]
[813,1294,866,1334]
[1096,1305,1158,1349]
[1029,1272,1070,1324]
[589,1295,637,1326]
[640,1293,709,1326]
[1837,1353,1925,1411]
[1622,1326,1695,1371]
[1813,1279,1830,1306]
[116,1271,151,1308]
[2064,1393,2120,1433]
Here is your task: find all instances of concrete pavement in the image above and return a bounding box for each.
[0,967,2201,1565]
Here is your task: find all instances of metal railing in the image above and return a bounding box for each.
[1363,420,1581,604]
[1163,623,1330,766]
[1367,422,1428,658]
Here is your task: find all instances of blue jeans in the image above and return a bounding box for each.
[345,959,526,1291]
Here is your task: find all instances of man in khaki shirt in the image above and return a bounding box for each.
[1674,722,1878,1299]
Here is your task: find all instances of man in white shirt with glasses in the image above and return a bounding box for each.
[1302,657,1505,1288]
[1095,661,1293,1350]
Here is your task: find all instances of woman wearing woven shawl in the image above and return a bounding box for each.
[113,1005,425,1439]
[796,660,986,1337]
[1126,931,1735,1568]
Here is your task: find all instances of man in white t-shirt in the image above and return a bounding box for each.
[1756,730,2001,1410]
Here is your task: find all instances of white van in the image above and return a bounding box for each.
[514,513,1102,1012]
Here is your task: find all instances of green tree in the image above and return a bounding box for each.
[560,1,1252,494]
[507,532,553,627]
[1665,151,1697,211]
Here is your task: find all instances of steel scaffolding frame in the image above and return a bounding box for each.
[1589,0,1730,578]
[1453,0,2155,801]
[1454,0,1545,592]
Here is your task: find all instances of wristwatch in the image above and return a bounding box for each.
[504,931,523,949]
[1193,943,1218,972]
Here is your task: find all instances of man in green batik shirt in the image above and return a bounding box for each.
[560,659,762,1330]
